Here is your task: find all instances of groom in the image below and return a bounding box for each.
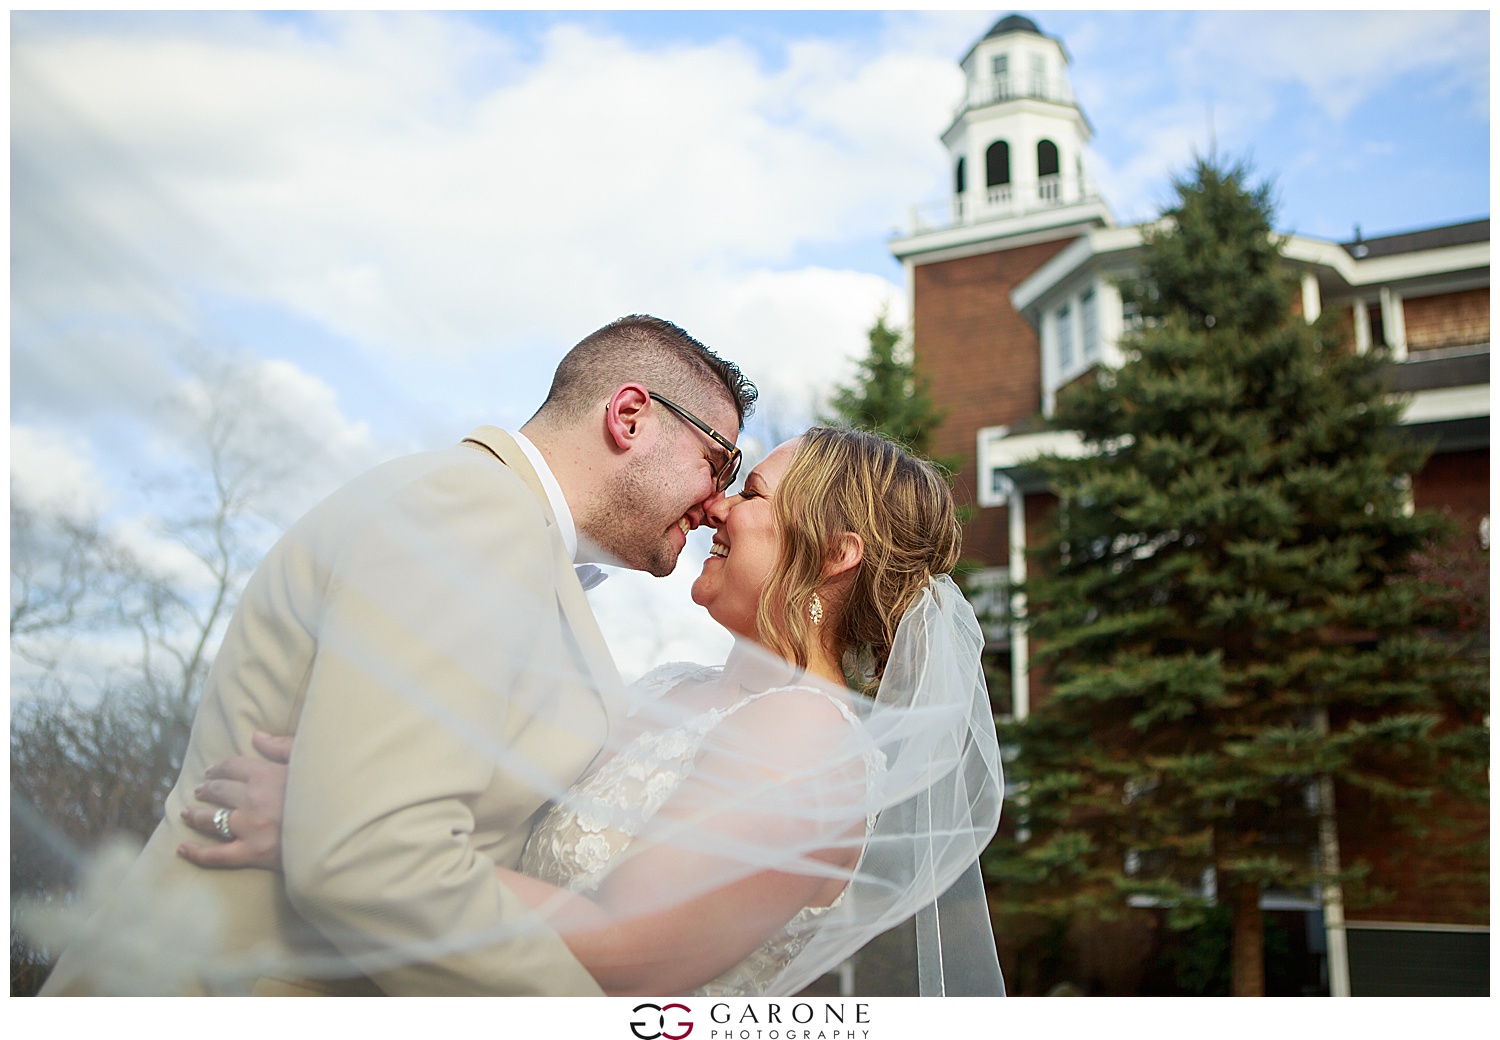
[40,315,756,996]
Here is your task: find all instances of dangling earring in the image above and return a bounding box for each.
[808,592,824,627]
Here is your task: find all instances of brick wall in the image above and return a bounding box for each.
[1336,447,1489,928]
[1413,448,1489,523]
[1337,780,1489,927]
[912,236,1079,566]
[1404,288,1490,351]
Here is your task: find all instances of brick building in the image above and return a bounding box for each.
[890,14,1489,995]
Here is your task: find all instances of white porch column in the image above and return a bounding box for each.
[1380,286,1407,360]
[1300,271,1322,323]
[1352,298,1372,355]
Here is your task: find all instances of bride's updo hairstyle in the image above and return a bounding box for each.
[757,426,961,691]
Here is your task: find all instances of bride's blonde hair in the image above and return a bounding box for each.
[756,427,961,691]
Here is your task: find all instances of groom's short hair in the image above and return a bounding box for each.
[533,315,757,429]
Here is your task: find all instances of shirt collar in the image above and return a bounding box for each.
[510,429,578,563]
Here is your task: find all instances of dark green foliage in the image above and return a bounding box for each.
[985,157,1488,952]
[1159,904,1298,996]
[825,311,947,461]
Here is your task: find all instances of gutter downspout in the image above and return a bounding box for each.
[1008,484,1029,720]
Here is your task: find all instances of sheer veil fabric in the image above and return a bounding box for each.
[766,573,1005,996]
[30,518,1004,996]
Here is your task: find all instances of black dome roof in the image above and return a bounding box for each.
[986,14,1041,38]
[959,13,1068,69]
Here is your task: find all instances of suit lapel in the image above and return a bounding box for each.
[461,427,626,721]
[463,427,557,526]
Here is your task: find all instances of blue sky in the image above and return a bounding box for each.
[10,8,1490,678]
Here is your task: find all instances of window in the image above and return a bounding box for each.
[1081,287,1099,361]
[1029,53,1046,94]
[985,141,1011,186]
[990,53,1011,100]
[954,156,966,195]
[1037,139,1060,177]
[1056,302,1074,371]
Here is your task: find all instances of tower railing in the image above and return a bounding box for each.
[906,174,1100,235]
[954,75,1074,119]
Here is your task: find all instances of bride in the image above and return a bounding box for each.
[180,427,1004,996]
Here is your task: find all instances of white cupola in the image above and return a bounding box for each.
[943,14,1099,228]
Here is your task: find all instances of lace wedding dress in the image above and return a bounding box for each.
[519,663,884,997]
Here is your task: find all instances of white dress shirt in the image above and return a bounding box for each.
[510,429,607,590]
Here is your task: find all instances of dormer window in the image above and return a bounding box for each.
[1081,287,1099,361]
[1044,279,1117,411]
[1056,301,1074,371]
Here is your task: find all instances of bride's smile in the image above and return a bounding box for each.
[691,438,801,642]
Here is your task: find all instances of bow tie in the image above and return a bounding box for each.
[574,564,608,591]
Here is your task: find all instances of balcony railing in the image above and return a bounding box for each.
[905,174,1099,236]
[954,75,1074,119]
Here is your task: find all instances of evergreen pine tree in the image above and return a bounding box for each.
[825,310,946,459]
[985,157,1488,996]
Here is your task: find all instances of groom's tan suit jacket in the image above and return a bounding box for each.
[41,428,621,996]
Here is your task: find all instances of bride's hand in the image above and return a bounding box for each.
[177,731,294,871]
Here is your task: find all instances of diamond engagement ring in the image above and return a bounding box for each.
[212,806,234,841]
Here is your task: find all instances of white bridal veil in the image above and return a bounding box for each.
[22,487,1004,997]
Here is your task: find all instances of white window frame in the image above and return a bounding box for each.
[1056,300,1074,372]
[1080,286,1099,362]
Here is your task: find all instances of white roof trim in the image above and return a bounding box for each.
[1398,384,1490,424]
[890,200,1114,261]
[979,426,1088,467]
[1011,222,1164,313]
[1008,226,1489,316]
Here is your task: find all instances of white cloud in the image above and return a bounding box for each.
[10,426,113,518]
[11,12,944,409]
[154,351,383,528]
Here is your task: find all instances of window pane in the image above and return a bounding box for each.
[1081,287,1099,361]
[985,141,1011,186]
[1057,303,1074,370]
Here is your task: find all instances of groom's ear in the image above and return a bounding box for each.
[823,532,864,580]
[604,384,651,451]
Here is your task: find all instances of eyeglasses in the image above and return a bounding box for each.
[648,392,742,493]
